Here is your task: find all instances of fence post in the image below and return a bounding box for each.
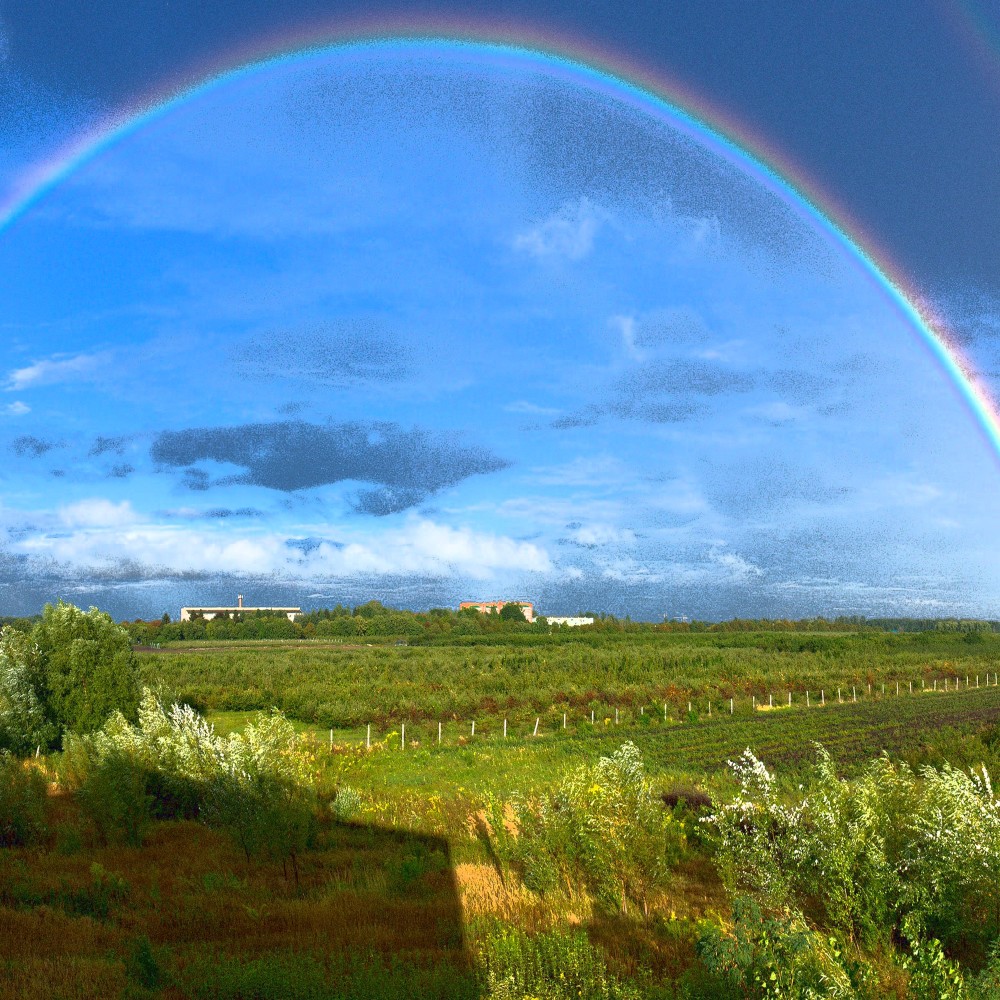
[788,691,792,707]
[471,720,475,737]
[615,707,619,725]
[852,686,856,702]
[730,697,734,714]
[838,688,842,703]
[533,717,540,736]
[807,691,810,707]
[563,712,566,729]
[708,701,711,716]
[663,703,667,721]
[330,728,333,750]
[592,709,595,724]
[688,701,692,714]
[503,718,507,739]
[821,689,825,706]
[896,681,899,696]
[401,723,405,749]
[366,724,370,750]
[769,694,773,708]
[438,721,442,745]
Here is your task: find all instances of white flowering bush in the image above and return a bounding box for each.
[61,689,318,876]
[709,746,1000,976]
[904,763,1000,945]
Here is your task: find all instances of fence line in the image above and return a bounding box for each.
[333,671,1000,750]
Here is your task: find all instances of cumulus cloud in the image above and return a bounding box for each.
[12,516,551,581]
[4,401,29,416]
[513,198,605,260]
[150,419,510,509]
[6,351,110,390]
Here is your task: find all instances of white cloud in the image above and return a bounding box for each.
[709,548,764,580]
[15,515,551,581]
[6,351,110,390]
[59,498,140,529]
[3,401,29,415]
[513,198,604,260]
[566,523,637,547]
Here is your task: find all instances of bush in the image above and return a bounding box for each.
[76,750,152,846]
[0,752,48,847]
[697,897,857,999]
[507,742,685,915]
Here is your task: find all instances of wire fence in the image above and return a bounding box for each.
[325,672,1000,750]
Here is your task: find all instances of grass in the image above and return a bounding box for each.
[7,630,1000,997]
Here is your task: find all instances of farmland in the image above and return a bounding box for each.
[4,624,1000,997]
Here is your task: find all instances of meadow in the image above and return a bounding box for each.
[4,626,1000,998]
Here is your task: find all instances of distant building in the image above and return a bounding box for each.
[460,600,535,622]
[180,594,301,622]
[545,617,595,627]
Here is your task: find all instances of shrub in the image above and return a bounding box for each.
[708,748,907,946]
[479,921,642,1000]
[697,897,857,1000]
[76,750,152,847]
[507,742,685,915]
[0,752,48,847]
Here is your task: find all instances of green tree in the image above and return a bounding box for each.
[499,602,529,624]
[32,601,140,740]
[0,625,57,753]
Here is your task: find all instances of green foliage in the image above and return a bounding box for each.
[65,862,131,920]
[65,690,320,876]
[697,897,857,999]
[0,752,48,846]
[901,916,967,1000]
[35,600,140,736]
[0,624,57,753]
[76,748,152,846]
[903,764,1000,946]
[124,935,164,991]
[506,742,685,915]
[1,602,139,752]
[178,950,479,1000]
[479,921,642,1000]
[709,745,1000,984]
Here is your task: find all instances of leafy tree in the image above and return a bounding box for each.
[499,602,529,623]
[35,601,140,737]
[0,602,139,751]
[0,626,57,753]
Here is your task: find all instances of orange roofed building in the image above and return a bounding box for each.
[459,600,535,622]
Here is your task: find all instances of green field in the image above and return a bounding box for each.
[5,627,1000,998]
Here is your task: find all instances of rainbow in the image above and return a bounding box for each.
[2,19,998,459]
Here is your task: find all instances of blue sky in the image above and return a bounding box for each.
[1,30,1000,620]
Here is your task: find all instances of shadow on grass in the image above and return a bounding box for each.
[0,816,481,1000]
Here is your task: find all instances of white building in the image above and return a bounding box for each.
[545,617,595,627]
[180,594,301,622]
